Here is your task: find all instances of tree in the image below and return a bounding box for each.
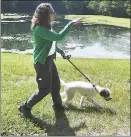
[1,1,19,13]
[98,1,112,16]
[1,0,131,18]
[63,1,90,14]
[111,1,127,17]
[124,0,131,17]
[88,0,101,14]
[88,0,130,17]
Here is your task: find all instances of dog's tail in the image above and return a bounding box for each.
[60,79,67,86]
[60,79,67,98]
[60,91,66,97]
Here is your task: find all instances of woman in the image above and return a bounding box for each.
[18,3,82,117]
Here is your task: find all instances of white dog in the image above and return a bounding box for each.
[60,79,112,109]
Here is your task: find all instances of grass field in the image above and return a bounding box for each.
[1,53,130,136]
[65,15,130,28]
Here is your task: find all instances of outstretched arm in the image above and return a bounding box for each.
[34,18,83,42]
[34,21,73,41]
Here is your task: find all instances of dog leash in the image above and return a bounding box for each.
[66,56,98,92]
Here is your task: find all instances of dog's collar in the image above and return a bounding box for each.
[92,84,98,92]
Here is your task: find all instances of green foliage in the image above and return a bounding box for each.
[1,1,19,12]
[124,0,131,16]
[62,1,88,14]
[111,1,126,17]
[88,0,100,14]
[1,0,131,18]
[88,0,131,17]
[98,1,112,16]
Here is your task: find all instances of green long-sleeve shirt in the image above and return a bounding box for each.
[33,21,73,64]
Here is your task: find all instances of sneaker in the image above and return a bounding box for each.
[18,102,32,118]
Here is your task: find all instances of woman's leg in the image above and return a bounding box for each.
[18,56,54,117]
[50,61,63,106]
[26,58,53,109]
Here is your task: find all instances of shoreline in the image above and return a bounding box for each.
[65,15,130,28]
[1,52,129,60]
[1,13,130,28]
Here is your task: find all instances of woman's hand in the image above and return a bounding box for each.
[71,18,83,24]
[61,51,71,60]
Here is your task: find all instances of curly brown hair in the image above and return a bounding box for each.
[31,3,55,30]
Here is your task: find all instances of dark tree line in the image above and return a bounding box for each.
[1,0,131,18]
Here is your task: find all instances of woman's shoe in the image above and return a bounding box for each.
[18,102,32,118]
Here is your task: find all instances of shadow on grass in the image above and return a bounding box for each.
[28,110,86,136]
[68,105,117,115]
[26,106,116,136]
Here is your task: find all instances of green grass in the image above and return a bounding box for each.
[1,53,130,136]
[65,15,130,28]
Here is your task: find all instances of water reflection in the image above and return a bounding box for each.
[67,43,129,59]
[1,15,130,59]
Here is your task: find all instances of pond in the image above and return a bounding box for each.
[1,15,130,59]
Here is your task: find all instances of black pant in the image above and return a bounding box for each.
[26,55,62,109]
